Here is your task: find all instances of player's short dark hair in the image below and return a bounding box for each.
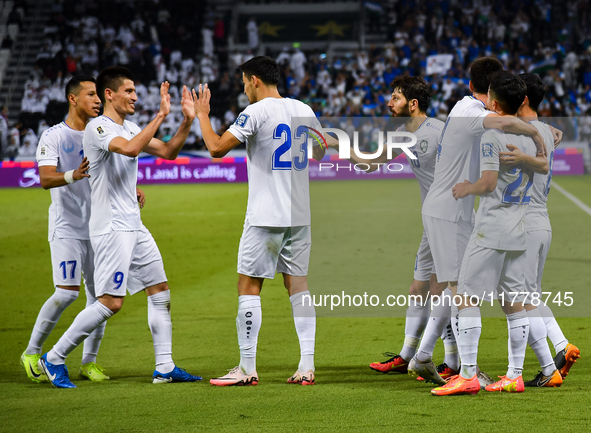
[65,75,96,101]
[240,56,280,86]
[470,57,504,94]
[389,76,431,113]
[96,66,135,104]
[518,73,546,112]
[488,71,527,115]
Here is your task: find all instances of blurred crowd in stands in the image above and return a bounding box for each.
[4,0,591,159]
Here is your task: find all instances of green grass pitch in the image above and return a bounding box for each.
[0,175,590,432]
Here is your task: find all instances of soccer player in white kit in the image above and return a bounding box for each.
[193,56,326,386]
[38,67,201,388]
[500,73,579,387]
[328,76,457,379]
[432,71,540,396]
[411,58,551,385]
[21,76,114,383]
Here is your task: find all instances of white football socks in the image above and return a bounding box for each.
[399,297,430,362]
[450,303,460,344]
[47,301,113,365]
[457,307,481,379]
[237,295,261,375]
[290,290,316,372]
[538,304,568,353]
[25,288,79,355]
[148,290,174,374]
[415,289,452,363]
[81,287,106,365]
[442,321,459,371]
[506,310,529,379]
[527,308,556,376]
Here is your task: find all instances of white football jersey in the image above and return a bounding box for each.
[474,129,537,251]
[398,117,443,203]
[36,122,91,241]
[83,115,142,236]
[422,96,491,222]
[525,121,555,232]
[228,97,320,227]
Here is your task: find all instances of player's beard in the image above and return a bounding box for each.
[390,102,411,118]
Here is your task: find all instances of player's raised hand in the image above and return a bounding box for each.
[158,81,171,117]
[73,157,90,181]
[549,125,563,148]
[452,180,471,200]
[192,83,211,118]
[181,85,195,122]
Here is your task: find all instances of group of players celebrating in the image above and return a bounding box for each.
[19,55,580,394]
[364,58,581,395]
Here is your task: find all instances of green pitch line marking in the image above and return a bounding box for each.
[553,181,591,217]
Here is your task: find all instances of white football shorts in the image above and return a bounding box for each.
[50,237,94,291]
[422,215,472,283]
[237,218,311,279]
[414,229,435,282]
[524,229,552,295]
[458,233,528,304]
[91,226,167,297]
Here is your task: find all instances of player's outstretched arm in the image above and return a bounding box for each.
[483,114,547,157]
[452,171,498,200]
[193,84,241,157]
[109,82,170,158]
[39,157,90,189]
[144,86,195,160]
[499,144,549,175]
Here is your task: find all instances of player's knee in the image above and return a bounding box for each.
[408,280,429,298]
[99,296,124,313]
[429,281,447,297]
[237,274,263,296]
[56,285,81,292]
[145,282,169,296]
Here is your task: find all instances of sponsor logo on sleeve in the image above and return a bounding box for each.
[95,125,107,137]
[235,114,249,127]
[482,142,493,157]
[40,146,46,156]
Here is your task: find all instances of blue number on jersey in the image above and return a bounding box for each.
[409,150,420,169]
[544,151,554,196]
[502,166,534,205]
[272,124,292,170]
[292,125,309,171]
[59,260,77,280]
[272,123,309,171]
[113,272,124,290]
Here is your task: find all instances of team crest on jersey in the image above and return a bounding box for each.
[420,140,428,153]
[40,146,46,156]
[62,142,75,153]
[235,114,249,127]
[482,143,493,157]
